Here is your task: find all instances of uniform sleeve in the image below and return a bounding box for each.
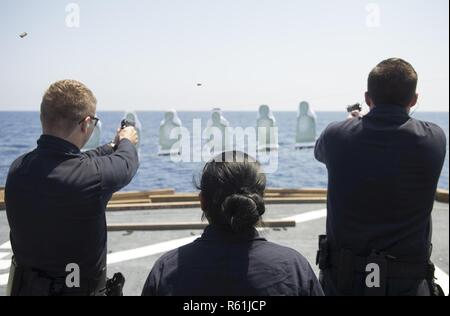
[94,139,139,194]
[314,125,330,164]
[426,123,447,176]
[81,144,114,158]
[315,121,344,165]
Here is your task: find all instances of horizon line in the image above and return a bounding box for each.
[0,109,448,113]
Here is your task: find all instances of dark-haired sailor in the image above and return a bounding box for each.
[142,151,323,296]
[315,58,447,296]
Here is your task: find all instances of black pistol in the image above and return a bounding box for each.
[121,119,136,129]
[347,103,362,113]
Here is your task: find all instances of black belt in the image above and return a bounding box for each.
[9,257,107,296]
[328,249,432,280]
[316,235,438,296]
[327,249,434,296]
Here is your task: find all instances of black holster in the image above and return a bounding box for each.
[105,273,125,296]
[427,263,445,297]
[316,235,330,270]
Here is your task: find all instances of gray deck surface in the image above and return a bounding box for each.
[0,202,448,296]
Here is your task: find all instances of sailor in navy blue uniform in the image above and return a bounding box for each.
[315,59,447,296]
[142,151,323,296]
[5,80,139,296]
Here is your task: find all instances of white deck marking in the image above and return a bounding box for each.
[0,274,8,287]
[283,209,327,223]
[435,266,449,296]
[0,260,11,270]
[0,242,11,250]
[0,243,13,281]
[107,236,198,265]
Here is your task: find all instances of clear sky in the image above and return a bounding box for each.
[0,0,448,112]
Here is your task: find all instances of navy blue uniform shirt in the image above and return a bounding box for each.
[5,135,139,278]
[142,225,324,296]
[315,105,447,261]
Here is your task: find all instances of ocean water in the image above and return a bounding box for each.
[0,111,448,192]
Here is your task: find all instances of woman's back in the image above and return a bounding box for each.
[142,151,323,296]
[142,226,323,296]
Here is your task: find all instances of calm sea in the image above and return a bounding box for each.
[0,111,448,192]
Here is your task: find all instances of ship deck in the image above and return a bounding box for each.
[0,202,448,296]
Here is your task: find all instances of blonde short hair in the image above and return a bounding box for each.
[41,80,97,131]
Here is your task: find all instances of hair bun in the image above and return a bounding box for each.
[221,193,265,232]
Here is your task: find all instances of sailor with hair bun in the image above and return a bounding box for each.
[142,150,323,296]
